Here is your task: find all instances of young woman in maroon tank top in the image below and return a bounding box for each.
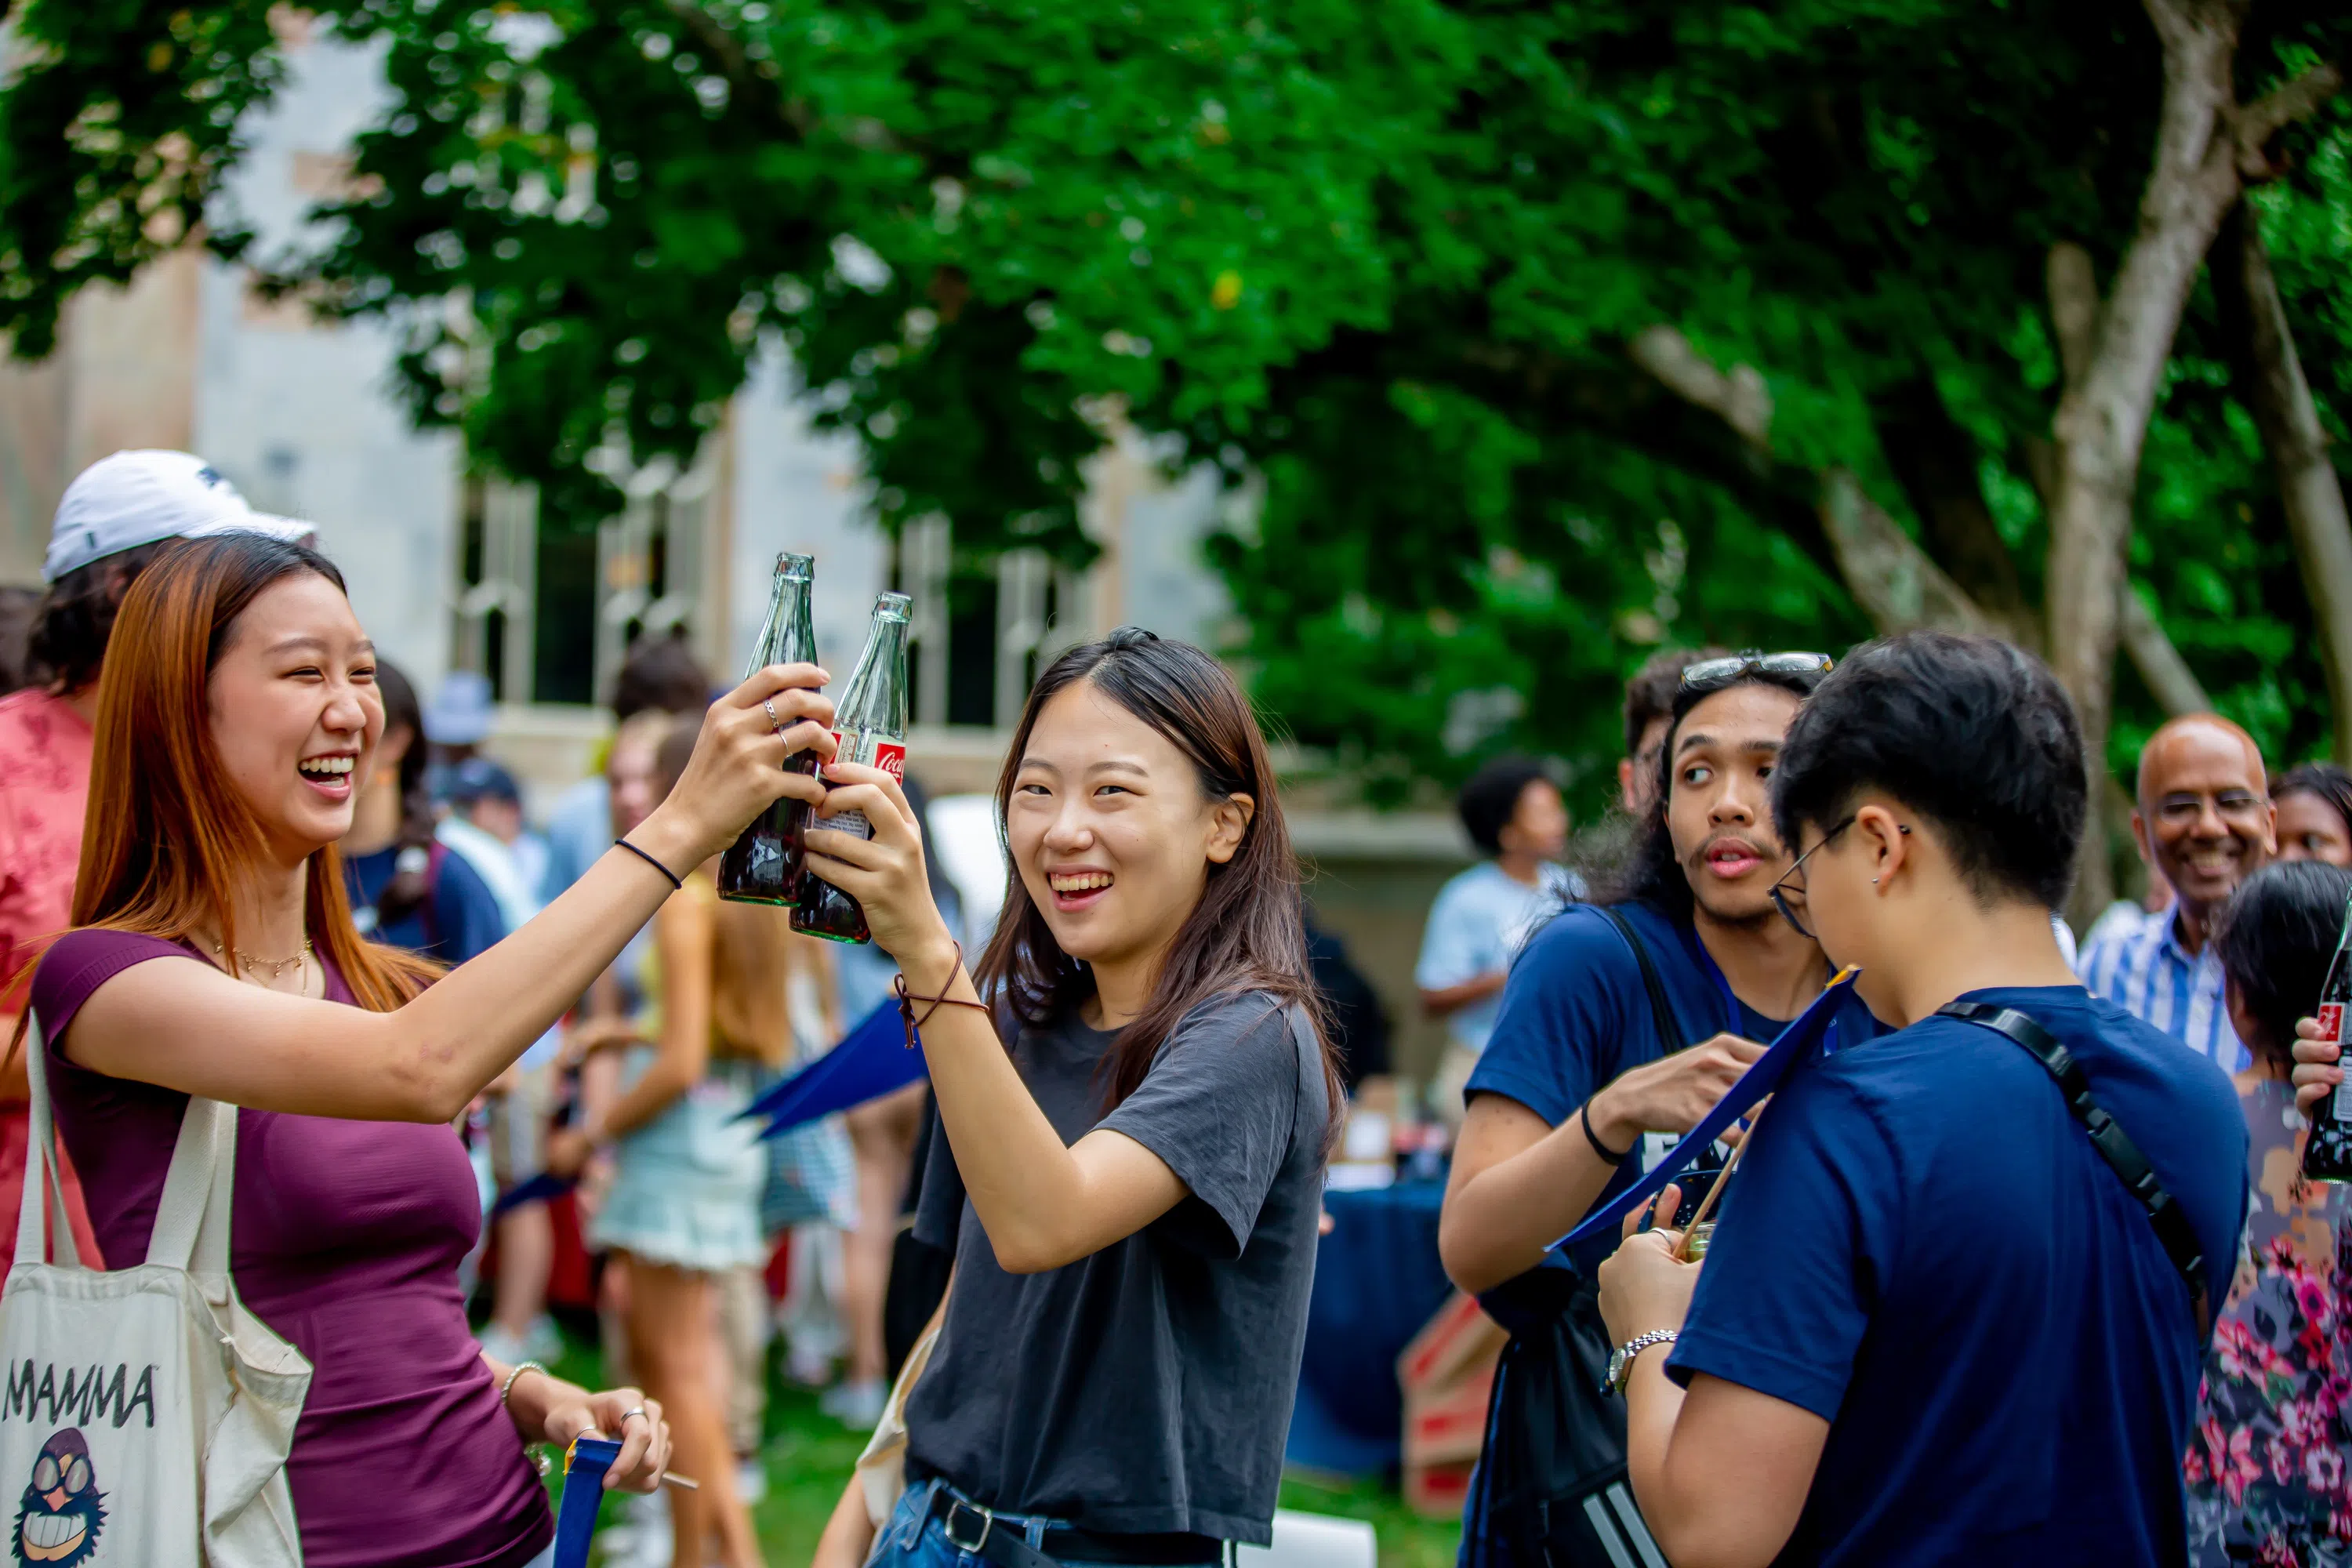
[19,532,837,1568]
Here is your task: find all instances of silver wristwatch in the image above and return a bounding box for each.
[1605,1328,1679,1396]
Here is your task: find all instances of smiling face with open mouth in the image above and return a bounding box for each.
[1665,683,1804,927]
[1007,680,1252,1008]
[205,571,383,866]
[2134,715,2274,931]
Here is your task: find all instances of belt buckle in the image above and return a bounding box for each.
[944,1498,996,1554]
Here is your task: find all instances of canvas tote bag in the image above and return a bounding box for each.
[0,1011,311,1566]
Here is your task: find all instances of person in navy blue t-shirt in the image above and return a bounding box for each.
[1442,651,1877,1294]
[1597,632,2248,1568]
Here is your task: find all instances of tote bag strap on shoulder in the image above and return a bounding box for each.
[17,1008,234,1279]
[15,1013,82,1272]
[1936,1000,2211,1338]
[1599,907,1686,1054]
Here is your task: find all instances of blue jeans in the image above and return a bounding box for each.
[866,1479,1222,1568]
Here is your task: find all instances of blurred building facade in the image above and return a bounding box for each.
[0,23,1474,1084]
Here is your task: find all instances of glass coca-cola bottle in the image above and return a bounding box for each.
[2302,890,2352,1181]
[793,592,911,944]
[717,553,821,904]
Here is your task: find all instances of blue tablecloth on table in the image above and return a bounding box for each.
[1286,1178,1454,1476]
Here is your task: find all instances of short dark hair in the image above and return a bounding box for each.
[1606,661,1830,916]
[2212,859,2352,1052]
[610,633,712,720]
[1458,756,1555,857]
[1771,632,2085,910]
[1621,645,1729,758]
[2274,762,2352,842]
[26,541,174,693]
[0,586,42,697]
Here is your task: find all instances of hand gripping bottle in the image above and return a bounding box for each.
[793,591,911,943]
[717,553,821,904]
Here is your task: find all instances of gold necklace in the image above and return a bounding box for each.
[211,935,314,985]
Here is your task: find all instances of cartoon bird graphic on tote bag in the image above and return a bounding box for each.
[11,1429,103,1566]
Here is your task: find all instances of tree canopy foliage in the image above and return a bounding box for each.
[5,0,2348,815]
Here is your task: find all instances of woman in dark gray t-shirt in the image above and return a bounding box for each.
[803,629,1343,1568]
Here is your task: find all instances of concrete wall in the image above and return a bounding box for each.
[0,252,202,583]
[726,354,890,678]
[194,28,463,694]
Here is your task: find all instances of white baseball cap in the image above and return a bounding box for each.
[42,450,317,584]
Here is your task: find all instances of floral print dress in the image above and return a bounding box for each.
[2185,1075,2352,1567]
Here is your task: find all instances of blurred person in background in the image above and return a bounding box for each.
[578,717,780,1568]
[0,450,312,1281]
[342,661,508,963]
[423,668,495,804]
[2078,714,2275,1072]
[550,706,684,1565]
[2271,763,2352,868]
[1306,908,1390,1092]
[449,756,552,897]
[826,773,965,1431]
[542,635,714,904]
[0,585,39,695]
[2187,859,2352,1566]
[1417,756,1579,1124]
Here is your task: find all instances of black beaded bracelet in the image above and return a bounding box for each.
[614,837,683,891]
[1581,1101,1631,1167]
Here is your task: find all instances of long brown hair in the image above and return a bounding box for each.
[70,533,438,1011]
[975,626,1341,1123]
[655,716,792,1068]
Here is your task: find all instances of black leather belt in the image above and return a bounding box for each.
[920,1485,1220,1567]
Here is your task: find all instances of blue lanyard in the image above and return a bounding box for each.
[1679,918,1845,1053]
[1679,921,1744,1034]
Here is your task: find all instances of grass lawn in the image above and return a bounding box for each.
[541,1319,1464,1566]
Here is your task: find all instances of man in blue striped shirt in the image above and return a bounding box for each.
[2076,713,2274,1071]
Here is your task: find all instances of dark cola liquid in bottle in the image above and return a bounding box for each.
[2303,891,2352,1180]
[793,591,910,944]
[717,553,822,905]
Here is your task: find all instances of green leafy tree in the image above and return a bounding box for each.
[6,0,2349,895]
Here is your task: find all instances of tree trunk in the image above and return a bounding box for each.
[1815,470,1994,636]
[2040,2,2336,923]
[2216,202,2352,764]
[1878,376,2038,646]
[1628,324,2220,741]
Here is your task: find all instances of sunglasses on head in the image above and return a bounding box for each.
[1679,650,1835,694]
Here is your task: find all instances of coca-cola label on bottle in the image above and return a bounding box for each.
[824,736,908,839]
[2326,1003,2352,1123]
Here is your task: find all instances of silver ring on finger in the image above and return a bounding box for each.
[619,1406,647,1427]
[761,698,782,734]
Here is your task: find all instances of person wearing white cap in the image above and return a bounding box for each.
[0,450,315,1278]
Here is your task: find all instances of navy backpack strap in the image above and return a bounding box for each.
[1599,907,1685,1054]
[1937,1000,2212,1338]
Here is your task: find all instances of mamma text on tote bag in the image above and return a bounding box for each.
[0,1013,311,1566]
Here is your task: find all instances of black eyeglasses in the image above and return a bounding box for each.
[1769,816,1908,938]
[1680,650,1835,694]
